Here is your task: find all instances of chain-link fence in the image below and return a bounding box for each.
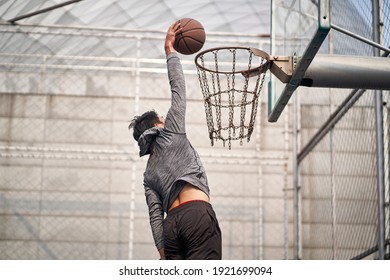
[295,0,390,259]
[3,0,389,261]
[0,23,294,259]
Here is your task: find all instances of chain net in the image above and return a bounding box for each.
[195,47,268,149]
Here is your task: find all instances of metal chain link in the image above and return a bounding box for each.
[239,51,253,144]
[248,56,267,140]
[228,49,237,148]
[196,54,215,146]
[195,47,268,149]
[213,50,222,139]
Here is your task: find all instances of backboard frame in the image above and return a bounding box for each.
[268,0,330,122]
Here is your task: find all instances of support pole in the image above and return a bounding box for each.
[293,88,301,259]
[301,55,390,90]
[8,0,84,23]
[330,23,390,54]
[373,0,386,260]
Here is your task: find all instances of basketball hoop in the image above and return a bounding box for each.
[195,47,270,149]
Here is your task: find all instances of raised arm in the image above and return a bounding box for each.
[164,21,186,133]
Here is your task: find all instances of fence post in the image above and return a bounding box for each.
[373,0,386,260]
[293,89,301,259]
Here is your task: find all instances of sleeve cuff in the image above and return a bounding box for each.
[166,52,179,60]
[156,241,164,251]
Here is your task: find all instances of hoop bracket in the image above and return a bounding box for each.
[242,55,293,82]
[269,56,293,83]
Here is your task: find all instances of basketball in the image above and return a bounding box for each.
[174,18,206,55]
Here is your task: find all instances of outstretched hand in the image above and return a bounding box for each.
[165,21,182,55]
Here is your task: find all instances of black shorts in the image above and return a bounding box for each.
[163,200,222,260]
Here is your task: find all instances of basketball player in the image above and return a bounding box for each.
[129,21,222,260]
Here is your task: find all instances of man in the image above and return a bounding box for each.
[129,21,222,260]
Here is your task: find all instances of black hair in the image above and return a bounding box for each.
[129,110,161,141]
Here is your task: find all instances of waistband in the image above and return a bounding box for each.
[168,200,211,214]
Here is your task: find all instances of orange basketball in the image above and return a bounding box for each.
[174,18,206,55]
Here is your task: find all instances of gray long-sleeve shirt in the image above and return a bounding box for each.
[137,52,210,250]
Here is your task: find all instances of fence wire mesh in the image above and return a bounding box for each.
[300,92,379,259]
[297,0,390,259]
[0,25,292,260]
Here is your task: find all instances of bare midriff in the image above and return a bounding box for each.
[168,182,209,212]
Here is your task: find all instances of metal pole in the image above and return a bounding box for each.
[330,129,337,259]
[298,89,364,163]
[255,41,264,258]
[329,0,336,260]
[283,97,290,260]
[293,87,301,259]
[373,0,386,260]
[7,0,84,23]
[330,23,390,54]
[302,54,390,90]
[128,37,142,260]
